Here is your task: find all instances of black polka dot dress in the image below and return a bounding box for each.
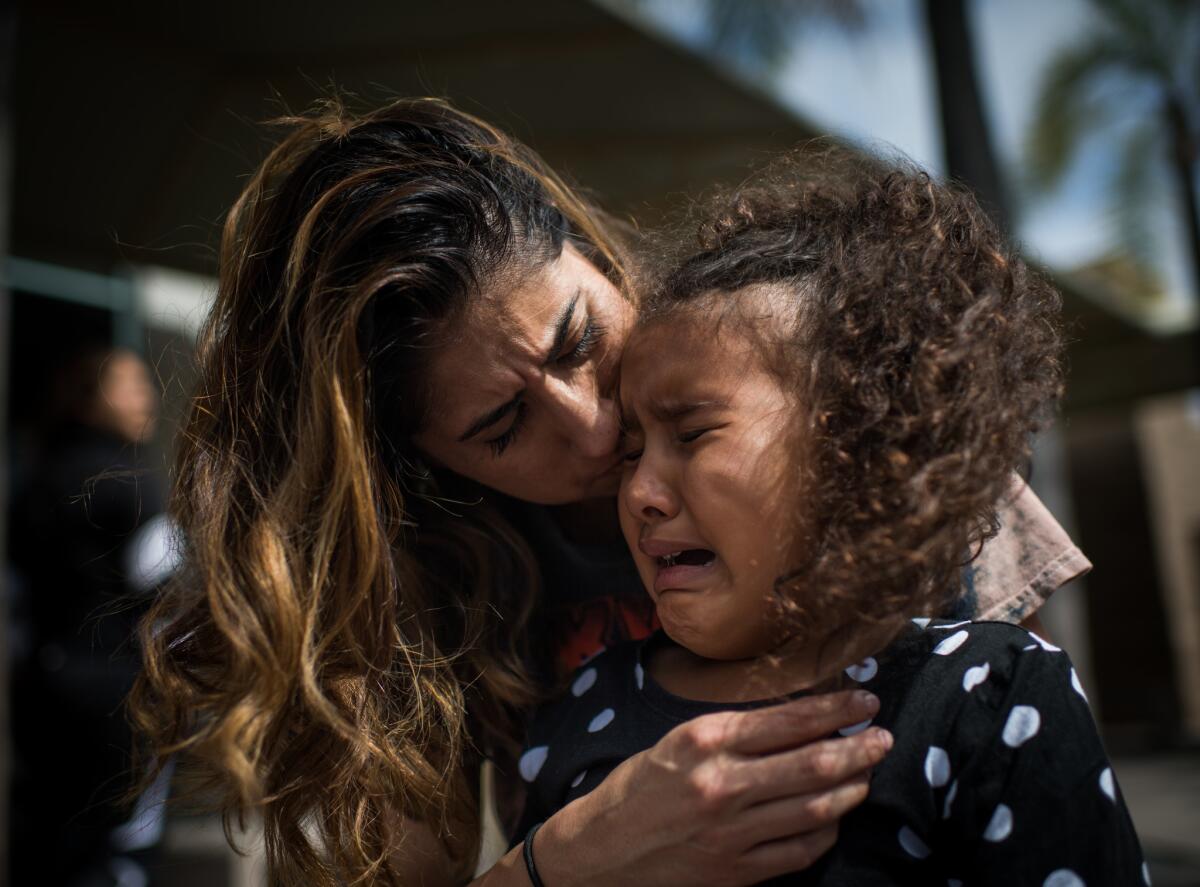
[513,620,1147,886]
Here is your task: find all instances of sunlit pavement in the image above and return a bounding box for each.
[1114,753,1200,887]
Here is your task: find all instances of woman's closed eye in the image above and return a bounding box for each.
[486,401,527,457]
[557,319,606,366]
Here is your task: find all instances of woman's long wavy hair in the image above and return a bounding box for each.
[129,97,630,885]
[645,157,1064,657]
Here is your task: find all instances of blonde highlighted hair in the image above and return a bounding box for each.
[129,97,631,884]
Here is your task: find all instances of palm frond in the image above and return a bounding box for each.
[704,0,866,72]
[1092,0,1184,79]
[1025,34,1138,190]
[1112,119,1165,271]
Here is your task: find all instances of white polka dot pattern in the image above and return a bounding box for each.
[587,708,615,733]
[898,826,930,859]
[912,617,931,628]
[942,779,958,819]
[570,770,587,788]
[1071,668,1088,703]
[983,803,1013,842]
[934,630,969,656]
[845,657,878,682]
[839,718,872,737]
[962,662,990,692]
[1043,870,1085,887]
[571,667,597,697]
[634,663,644,690]
[1002,705,1041,747]
[519,746,549,783]
[1027,631,1061,652]
[1099,768,1115,802]
[924,746,950,787]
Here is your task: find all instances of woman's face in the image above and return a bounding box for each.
[414,245,636,504]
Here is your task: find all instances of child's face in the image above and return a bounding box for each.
[618,313,798,661]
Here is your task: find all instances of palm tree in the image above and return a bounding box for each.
[622,0,1011,226]
[1026,0,1200,304]
[700,0,865,71]
[925,0,1011,228]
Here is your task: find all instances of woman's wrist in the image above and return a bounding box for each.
[528,795,600,887]
[522,822,547,887]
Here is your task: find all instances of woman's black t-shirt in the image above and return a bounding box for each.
[514,620,1146,886]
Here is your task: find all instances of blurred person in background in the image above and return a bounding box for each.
[8,346,175,887]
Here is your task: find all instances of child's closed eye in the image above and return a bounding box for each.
[678,427,715,444]
[618,428,644,463]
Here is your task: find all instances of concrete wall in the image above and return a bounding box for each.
[1135,391,1200,738]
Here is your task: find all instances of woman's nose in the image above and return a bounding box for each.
[547,382,620,460]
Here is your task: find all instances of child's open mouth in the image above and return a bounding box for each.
[653,548,718,593]
[637,538,719,592]
[657,549,716,569]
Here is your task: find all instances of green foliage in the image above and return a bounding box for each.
[616,0,866,73]
[704,0,866,71]
[1025,0,1200,296]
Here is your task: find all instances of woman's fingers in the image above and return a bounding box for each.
[739,728,892,806]
[737,824,840,882]
[725,690,881,755]
[738,774,871,843]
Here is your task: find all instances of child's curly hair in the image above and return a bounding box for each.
[643,155,1064,644]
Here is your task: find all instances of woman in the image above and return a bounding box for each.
[130,97,1088,886]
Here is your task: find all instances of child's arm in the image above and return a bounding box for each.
[938,635,1146,886]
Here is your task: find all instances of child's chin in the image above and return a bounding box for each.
[662,618,766,662]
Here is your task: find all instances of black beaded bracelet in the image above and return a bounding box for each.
[523,821,547,887]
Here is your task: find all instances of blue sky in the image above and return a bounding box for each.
[601,0,1195,331]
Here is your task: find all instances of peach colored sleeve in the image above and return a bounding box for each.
[969,476,1092,623]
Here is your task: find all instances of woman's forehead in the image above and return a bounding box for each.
[419,246,625,437]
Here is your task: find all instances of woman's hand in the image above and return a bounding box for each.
[531,689,889,886]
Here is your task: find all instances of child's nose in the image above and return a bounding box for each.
[622,460,677,523]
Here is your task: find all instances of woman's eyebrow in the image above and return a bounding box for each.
[542,289,581,365]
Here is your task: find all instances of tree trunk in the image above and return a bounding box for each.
[924,0,1011,228]
[1164,94,1200,378]
[1165,95,1200,307]
[0,6,15,884]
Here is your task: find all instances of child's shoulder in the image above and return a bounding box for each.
[854,618,1086,725]
[844,619,1080,720]
[900,617,1074,675]
[886,617,1063,662]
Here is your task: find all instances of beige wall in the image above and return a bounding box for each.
[1135,391,1200,737]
